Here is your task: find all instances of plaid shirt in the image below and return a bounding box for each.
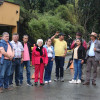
[11,40,24,58]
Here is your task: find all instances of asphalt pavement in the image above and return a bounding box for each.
[0,53,100,100]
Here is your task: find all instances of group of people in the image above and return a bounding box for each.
[0,31,100,93]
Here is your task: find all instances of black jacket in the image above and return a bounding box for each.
[72,45,86,60]
[21,41,32,59]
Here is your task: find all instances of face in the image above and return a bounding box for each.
[47,39,52,46]
[2,34,9,42]
[59,35,64,40]
[23,36,28,43]
[13,35,19,42]
[76,35,81,39]
[90,36,95,40]
[37,41,43,47]
[76,39,81,46]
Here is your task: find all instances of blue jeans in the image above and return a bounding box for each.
[9,59,21,85]
[0,60,12,88]
[55,56,65,78]
[44,57,53,81]
[74,59,82,80]
[20,61,31,84]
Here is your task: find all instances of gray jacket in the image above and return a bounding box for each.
[86,40,100,61]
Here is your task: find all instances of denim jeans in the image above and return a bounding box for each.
[74,59,82,80]
[9,59,21,85]
[20,61,31,84]
[44,57,53,81]
[0,60,12,88]
[55,56,65,78]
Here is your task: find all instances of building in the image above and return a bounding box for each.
[0,0,20,33]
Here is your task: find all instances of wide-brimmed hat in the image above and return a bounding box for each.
[90,32,97,38]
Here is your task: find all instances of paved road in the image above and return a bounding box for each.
[0,53,100,100]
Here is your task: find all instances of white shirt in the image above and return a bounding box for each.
[47,47,53,57]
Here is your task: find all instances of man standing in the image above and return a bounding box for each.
[0,32,14,93]
[71,32,87,50]
[9,33,24,86]
[20,35,33,86]
[51,32,67,82]
[83,32,100,85]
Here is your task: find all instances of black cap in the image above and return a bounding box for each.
[59,33,65,36]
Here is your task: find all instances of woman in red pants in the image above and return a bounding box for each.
[32,39,48,86]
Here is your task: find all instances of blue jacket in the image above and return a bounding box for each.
[0,39,13,64]
[43,45,55,59]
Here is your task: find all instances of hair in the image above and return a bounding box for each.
[23,35,28,38]
[76,38,82,45]
[2,32,9,37]
[46,38,51,41]
[12,33,19,36]
[37,39,43,45]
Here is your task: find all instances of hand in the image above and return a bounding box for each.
[55,31,59,36]
[70,60,73,63]
[9,56,13,61]
[51,58,54,61]
[21,58,23,64]
[63,53,66,57]
[94,48,96,51]
[0,47,5,54]
[74,41,76,44]
[45,64,47,66]
[81,60,84,64]
[87,45,90,48]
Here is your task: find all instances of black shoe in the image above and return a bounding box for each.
[34,82,38,86]
[40,83,44,86]
[83,82,90,85]
[16,83,20,86]
[92,81,96,86]
[81,79,85,82]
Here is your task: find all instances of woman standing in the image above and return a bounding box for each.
[69,39,86,84]
[32,39,48,86]
[44,38,55,84]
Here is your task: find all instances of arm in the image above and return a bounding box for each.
[44,48,48,66]
[52,46,55,59]
[32,48,35,65]
[0,47,10,58]
[63,42,67,57]
[70,40,75,49]
[83,40,87,50]
[51,32,59,41]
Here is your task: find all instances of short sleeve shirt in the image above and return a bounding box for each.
[11,40,24,58]
[53,39,67,56]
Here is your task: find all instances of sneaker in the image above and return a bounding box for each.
[34,82,38,86]
[69,79,77,83]
[0,88,3,93]
[44,81,48,84]
[60,77,64,82]
[77,79,81,84]
[27,82,33,86]
[49,80,52,83]
[54,77,59,82]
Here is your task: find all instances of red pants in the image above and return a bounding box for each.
[34,63,45,83]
